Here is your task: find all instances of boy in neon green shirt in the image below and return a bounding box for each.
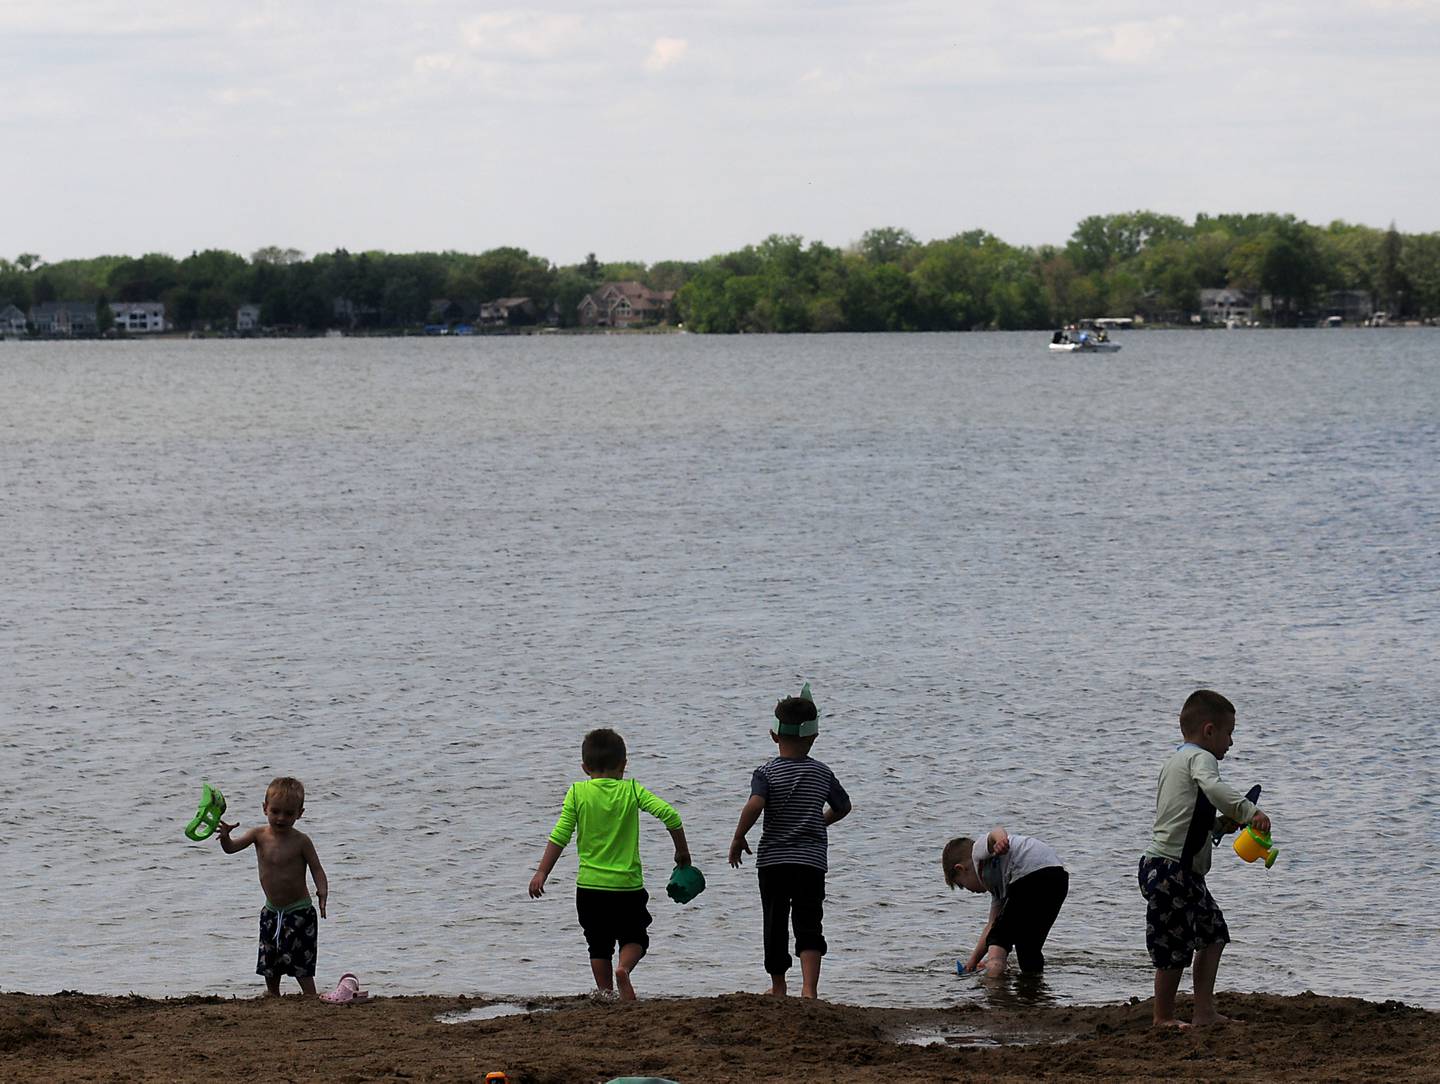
[529,728,691,1000]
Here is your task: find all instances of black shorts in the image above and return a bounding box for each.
[985,866,1068,973]
[575,887,652,960]
[1138,856,1229,970]
[256,904,318,979]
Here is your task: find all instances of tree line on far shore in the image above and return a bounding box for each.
[4,212,1438,334]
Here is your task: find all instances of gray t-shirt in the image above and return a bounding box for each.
[972,832,1064,903]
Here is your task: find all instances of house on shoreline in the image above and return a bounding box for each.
[29,301,99,337]
[577,282,675,328]
[1,304,26,337]
[111,302,168,333]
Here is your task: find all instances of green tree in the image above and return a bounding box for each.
[96,295,115,334]
[1400,233,1440,318]
[448,247,554,304]
[108,253,179,302]
[857,226,919,266]
[1376,223,1406,315]
[251,246,305,265]
[1228,219,1323,324]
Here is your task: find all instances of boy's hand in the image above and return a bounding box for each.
[992,829,1010,855]
[1250,810,1271,834]
[317,891,328,919]
[217,820,236,841]
[674,849,692,867]
[728,836,751,868]
[528,872,547,898]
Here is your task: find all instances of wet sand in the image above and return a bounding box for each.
[3,989,1436,1082]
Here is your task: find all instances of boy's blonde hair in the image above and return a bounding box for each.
[941,836,976,889]
[266,776,306,807]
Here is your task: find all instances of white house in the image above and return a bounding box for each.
[237,303,262,331]
[111,301,167,333]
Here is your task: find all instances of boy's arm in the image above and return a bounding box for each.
[1191,755,1262,826]
[635,785,684,831]
[823,775,852,826]
[530,787,578,898]
[667,825,692,867]
[987,826,1010,855]
[729,795,765,867]
[216,821,256,855]
[634,786,689,863]
[529,840,565,898]
[301,834,328,918]
[966,896,1003,971]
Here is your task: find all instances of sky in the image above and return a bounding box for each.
[3,0,1438,267]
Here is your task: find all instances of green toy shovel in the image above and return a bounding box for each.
[184,782,227,841]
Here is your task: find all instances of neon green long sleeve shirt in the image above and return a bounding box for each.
[548,777,682,890]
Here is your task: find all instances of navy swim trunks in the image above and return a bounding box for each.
[1138,856,1229,971]
[257,900,318,979]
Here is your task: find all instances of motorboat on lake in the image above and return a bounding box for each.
[1049,328,1121,353]
[1049,324,1122,353]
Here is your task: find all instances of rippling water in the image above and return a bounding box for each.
[1,330,1436,1008]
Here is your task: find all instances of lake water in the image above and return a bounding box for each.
[1,330,1436,1009]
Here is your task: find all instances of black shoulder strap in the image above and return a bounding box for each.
[1180,789,1217,868]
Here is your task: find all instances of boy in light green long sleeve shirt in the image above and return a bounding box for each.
[529,728,691,1000]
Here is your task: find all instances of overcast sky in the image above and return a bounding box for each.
[3,1,1437,266]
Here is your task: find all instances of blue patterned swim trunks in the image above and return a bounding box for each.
[257,900,318,979]
[1137,856,1229,971]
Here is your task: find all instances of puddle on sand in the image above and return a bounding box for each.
[896,1025,1052,1048]
[437,1002,554,1024]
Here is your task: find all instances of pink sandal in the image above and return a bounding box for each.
[320,973,370,1004]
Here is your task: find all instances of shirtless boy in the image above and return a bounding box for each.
[218,776,329,996]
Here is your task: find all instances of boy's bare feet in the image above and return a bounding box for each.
[768,977,787,996]
[1152,1018,1189,1029]
[1191,1012,1232,1026]
[615,966,636,1001]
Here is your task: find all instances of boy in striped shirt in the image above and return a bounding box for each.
[729,685,851,998]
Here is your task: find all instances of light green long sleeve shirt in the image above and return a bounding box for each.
[1144,744,1258,876]
[548,777,682,890]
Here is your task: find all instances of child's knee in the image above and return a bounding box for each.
[982,946,1008,977]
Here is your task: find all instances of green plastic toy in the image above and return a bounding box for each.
[184,782,227,841]
[666,863,706,904]
[1233,825,1279,868]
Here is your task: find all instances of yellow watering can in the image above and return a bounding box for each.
[1233,826,1278,868]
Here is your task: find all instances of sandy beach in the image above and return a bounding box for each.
[3,988,1436,1082]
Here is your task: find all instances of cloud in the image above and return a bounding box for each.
[211,86,275,106]
[1093,16,1185,64]
[461,12,586,59]
[645,37,689,72]
[413,52,458,76]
